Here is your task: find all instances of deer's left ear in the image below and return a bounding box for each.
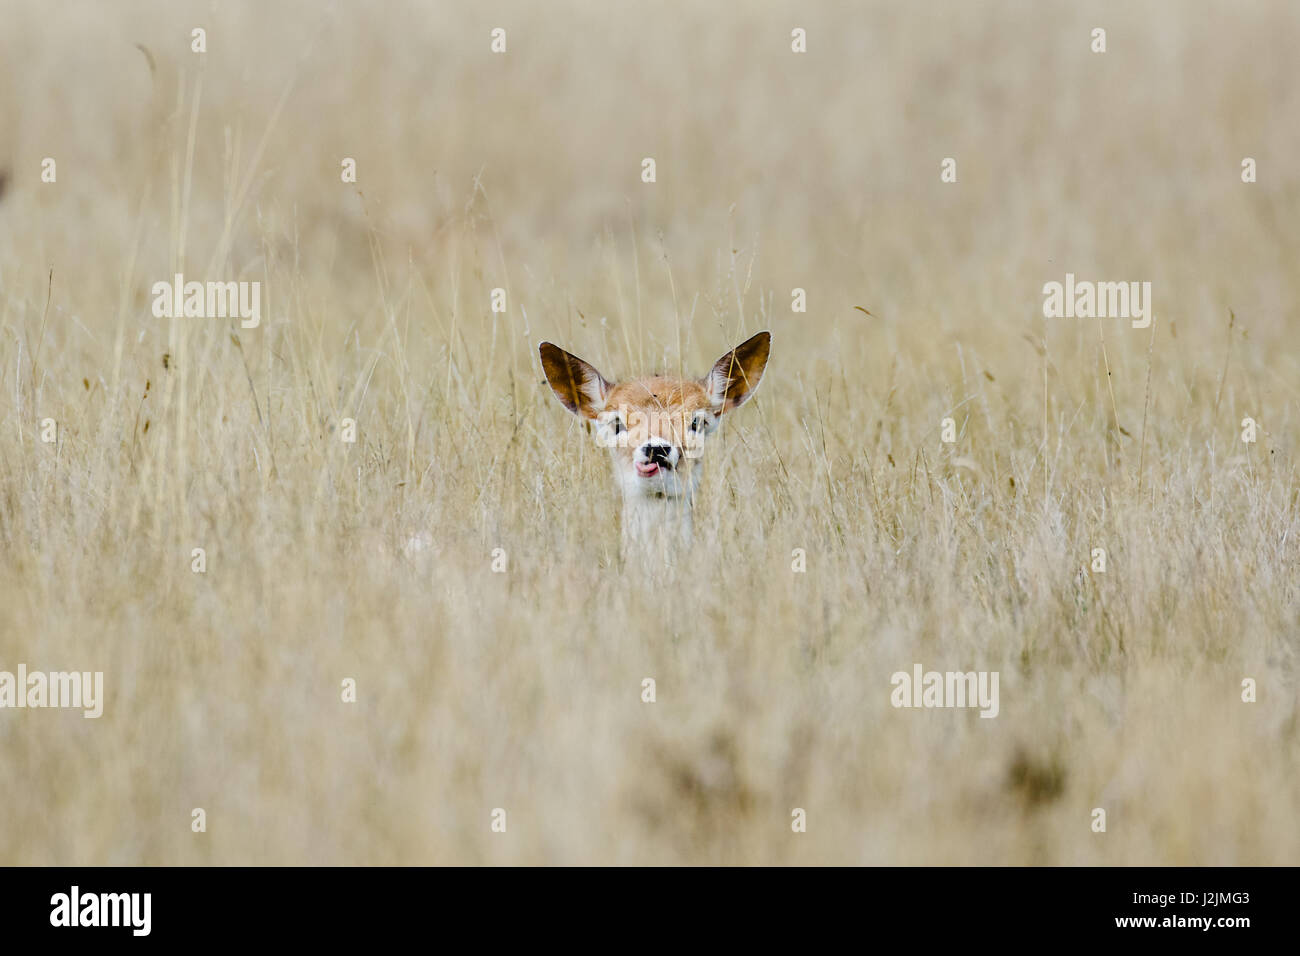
[703,330,771,413]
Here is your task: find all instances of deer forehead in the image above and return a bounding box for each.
[608,377,712,411]
[605,377,712,417]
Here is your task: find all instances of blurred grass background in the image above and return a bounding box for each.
[0,0,1296,863]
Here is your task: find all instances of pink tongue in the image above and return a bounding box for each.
[636,462,660,477]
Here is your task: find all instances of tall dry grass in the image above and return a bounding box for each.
[0,0,1297,864]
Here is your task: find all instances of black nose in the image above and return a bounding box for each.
[645,444,673,465]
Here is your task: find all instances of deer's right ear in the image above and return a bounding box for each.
[539,342,611,420]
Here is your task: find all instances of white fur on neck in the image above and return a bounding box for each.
[620,490,693,567]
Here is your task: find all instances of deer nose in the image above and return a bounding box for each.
[641,442,676,467]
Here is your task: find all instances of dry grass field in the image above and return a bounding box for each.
[0,0,1297,865]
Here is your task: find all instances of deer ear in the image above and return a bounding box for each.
[703,330,771,413]
[539,342,611,420]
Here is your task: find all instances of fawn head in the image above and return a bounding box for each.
[539,331,771,500]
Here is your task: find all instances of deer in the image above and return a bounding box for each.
[539,330,771,562]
